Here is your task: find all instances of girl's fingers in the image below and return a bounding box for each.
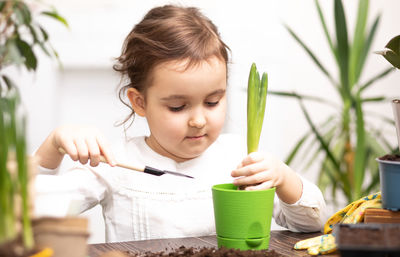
[54,125,114,167]
[97,136,116,166]
[74,138,89,164]
[240,152,264,167]
[233,169,270,187]
[61,140,79,161]
[245,180,274,191]
[231,161,267,178]
[86,137,101,167]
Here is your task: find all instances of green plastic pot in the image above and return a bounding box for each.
[212,183,275,250]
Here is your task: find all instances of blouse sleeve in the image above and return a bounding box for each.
[272,175,326,232]
[34,165,110,217]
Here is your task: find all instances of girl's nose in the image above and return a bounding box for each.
[188,110,206,128]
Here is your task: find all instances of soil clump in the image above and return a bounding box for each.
[378,154,400,162]
[122,246,284,257]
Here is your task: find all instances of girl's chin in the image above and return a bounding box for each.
[170,148,207,162]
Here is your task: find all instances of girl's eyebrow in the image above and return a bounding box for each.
[161,89,226,101]
[207,89,226,97]
[160,95,187,101]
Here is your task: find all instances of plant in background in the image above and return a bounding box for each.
[0,0,67,253]
[270,0,397,204]
[375,35,400,69]
[376,34,400,151]
[247,63,268,154]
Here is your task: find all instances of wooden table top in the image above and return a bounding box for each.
[89,230,340,257]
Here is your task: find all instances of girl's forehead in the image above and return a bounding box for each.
[147,57,227,95]
[150,57,225,83]
[155,56,226,73]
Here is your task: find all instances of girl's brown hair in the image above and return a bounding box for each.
[113,5,230,127]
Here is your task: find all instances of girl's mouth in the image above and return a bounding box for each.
[186,134,206,140]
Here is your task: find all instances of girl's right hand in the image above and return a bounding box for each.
[51,125,117,167]
[35,125,117,169]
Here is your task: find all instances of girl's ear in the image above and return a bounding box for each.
[127,88,146,117]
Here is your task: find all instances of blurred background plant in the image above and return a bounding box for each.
[269,0,398,205]
[0,0,67,253]
[375,35,400,69]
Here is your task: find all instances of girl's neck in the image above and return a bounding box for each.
[145,136,193,163]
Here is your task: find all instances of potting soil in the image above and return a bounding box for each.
[122,246,284,257]
[379,154,400,162]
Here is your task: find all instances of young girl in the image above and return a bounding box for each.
[34,5,326,242]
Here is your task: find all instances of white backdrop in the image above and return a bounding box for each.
[12,0,400,243]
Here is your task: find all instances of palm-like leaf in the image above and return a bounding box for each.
[277,0,395,203]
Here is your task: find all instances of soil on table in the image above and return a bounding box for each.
[119,246,284,257]
[378,154,400,162]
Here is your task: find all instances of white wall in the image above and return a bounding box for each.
[13,0,400,243]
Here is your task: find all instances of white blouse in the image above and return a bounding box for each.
[35,134,326,242]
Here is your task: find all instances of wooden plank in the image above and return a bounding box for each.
[365,208,400,217]
[269,231,329,257]
[131,237,214,253]
[365,208,400,223]
[88,241,142,257]
[88,231,340,257]
[196,236,218,246]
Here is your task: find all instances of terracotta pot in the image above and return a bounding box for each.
[32,217,89,257]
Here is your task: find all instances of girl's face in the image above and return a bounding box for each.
[135,57,227,163]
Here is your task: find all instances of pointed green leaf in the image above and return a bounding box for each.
[299,100,341,171]
[41,11,69,28]
[375,35,400,69]
[39,26,49,42]
[2,75,17,91]
[385,35,400,54]
[18,1,32,24]
[353,94,366,199]
[315,0,338,63]
[334,0,350,96]
[361,96,387,103]
[377,49,400,69]
[13,8,25,26]
[356,15,380,83]
[4,39,25,66]
[284,24,337,87]
[16,39,37,70]
[349,0,369,87]
[27,24,39,44]
[359,67,394,92]
[285,132,310,165]
[268,90,338,108]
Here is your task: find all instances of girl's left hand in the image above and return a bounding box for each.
[231,151,289,191]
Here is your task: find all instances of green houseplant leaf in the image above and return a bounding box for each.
[0,0,68,251]
[274,0,395,204]
[375,35,400,69]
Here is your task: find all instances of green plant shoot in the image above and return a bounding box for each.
[247,63,268,154]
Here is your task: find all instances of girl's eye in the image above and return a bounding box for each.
[168,105,185,112]
[206,101,219,107]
